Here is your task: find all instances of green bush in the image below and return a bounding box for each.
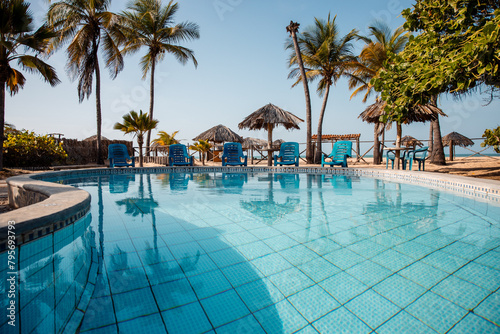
[481,126,500,154]
[3,130,68,167]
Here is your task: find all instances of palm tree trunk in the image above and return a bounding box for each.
[314,84,331,163]
[0,82,5,170]
[429,121,434,160]
[430,95,446,165]
[396,122,402,169]
[146,57,156,157]
[95,58,104,165]
[288,22,313,164]
[138,134,144,167]
[373,126,380,164]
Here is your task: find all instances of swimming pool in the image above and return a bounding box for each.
[3,170,500,333]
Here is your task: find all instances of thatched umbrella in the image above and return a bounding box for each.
[84,135,109,141]
[360,99,446,167]
[239,103,303,166]
[397,135,423,148]
[442,132,474,161]
[242,137,267,149]
[193,124,243,144]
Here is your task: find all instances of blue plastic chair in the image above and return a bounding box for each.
[221,142,247,166]
[108,144,135,168]
[407,146,429,171]
[321,141,352,168]
[386,150,410,170]
[274,142,299,166]
[169,144,194,166]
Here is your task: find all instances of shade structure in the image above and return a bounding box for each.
[396,135,423,148]
[192,124,243,143]
[442,131,474,161]
[84,135,109,141]
[359,99,446,124]
[242,137,268,149]
[239,103,303,166]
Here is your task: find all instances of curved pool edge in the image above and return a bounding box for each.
[1,166,500,249]
[0,174,91,249]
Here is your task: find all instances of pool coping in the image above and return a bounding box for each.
[1,166,500,249]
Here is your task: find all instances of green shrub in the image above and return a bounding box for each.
[3,130,68,167]
[481,126,500,154]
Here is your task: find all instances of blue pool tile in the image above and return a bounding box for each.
[81,324,118,334]
[152,278,198,311]
[376,310,438,333]
[288,284,341,322]
[80,296,116,331]
[431,275,490,310]
[347,239,387,259]
[188,269,232,299]
[398,261,449,289]
[441,241,488,261]
[197,236,232,253]
[144,260,184,285]
[329,230,363,246]
[169,241,206,260]
[370,232,406,248]
[250,226,283,240]
[103,240,136,256]
[221,262,262,287]
[345,289,400,329]
[406,291,468,333]
[372,274,426,309]
[136,246,174,265]
[323,247,366,270]
[179,253,218,277]
[474,290,500,324]
[413,232,454,249]
[117,313,167,334]
[447,313,500,334]
[420,250,468,274]
[108,267,150,295]
[254,299,308,334]
[392,241,434,260]
[345,260,393,287]
[294,324,320,334]
[113,287,159,322]
[236,241,274,260]
[268,267,315,297]
[297,257,340,283]
[236,278,284,312]
[370,249,414,273]
[215,314,265,333]
[453,262,500,291]
[304,237,341,255]
[208,248,246,268]
[312,307,371,334]
[132,236,168,251]
[223,231,259,246]
[319,271,368,305]
[104,251,142,271]
[251,253,293,277]
[262,234,299,252]
[162,301,212,334]
[279,244,319,266]
[92,273,111,298]
[475,250,500,270]
[201,290,250,328]
[161,230,195,246]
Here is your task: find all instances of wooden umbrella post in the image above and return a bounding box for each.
[267,123,273,166]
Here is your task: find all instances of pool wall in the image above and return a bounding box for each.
[2,166,500,250]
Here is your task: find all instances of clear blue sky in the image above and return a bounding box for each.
[6,0,499,153]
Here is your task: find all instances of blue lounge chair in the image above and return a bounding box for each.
[274,142,299,166]
[169,144,194,166]
[108,144,135,168]
[407,146,429,171]
[321,141,352,168]
[222,142,247,166]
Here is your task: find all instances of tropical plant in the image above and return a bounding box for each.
[189,140,211,165]
[47,0,124,165]
[114,110,159,167]
[348,23,408,164]
[117,0,199,154]
[3,130,67,167]
[286,21,313,164]
[288,14,357,163]
[152,130,179,146]
[481,126,500,154]
[0,0,60,170]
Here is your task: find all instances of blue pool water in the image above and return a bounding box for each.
[3,172,500,333]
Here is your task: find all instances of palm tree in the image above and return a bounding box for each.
[348,23,409,164]
[114,110,159,167]
[189,140,211,165]
[117,0,199,155]
[152,130,179,155]
[288,15,357,163]
[0,0,60,170]
[287,21,313,164]
[48,0,124,165]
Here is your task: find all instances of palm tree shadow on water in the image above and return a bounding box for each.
[80,173,283,333]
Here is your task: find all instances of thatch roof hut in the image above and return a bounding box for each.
[442,132,474,161]
[397,135,423,148]
[359,99,446,124]
[242,137,267,149]
[84,135,109,141]
[193,124,243,143]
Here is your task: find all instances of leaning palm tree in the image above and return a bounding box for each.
[288,14,357,163]
[0,0,60,170]
[287,21,313,164]
[152,130,179,146]
[47,0,124,165]
[117,0,199,154]
[189,140,211,165]
[114,110,159,167]
[348,22,409,164]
